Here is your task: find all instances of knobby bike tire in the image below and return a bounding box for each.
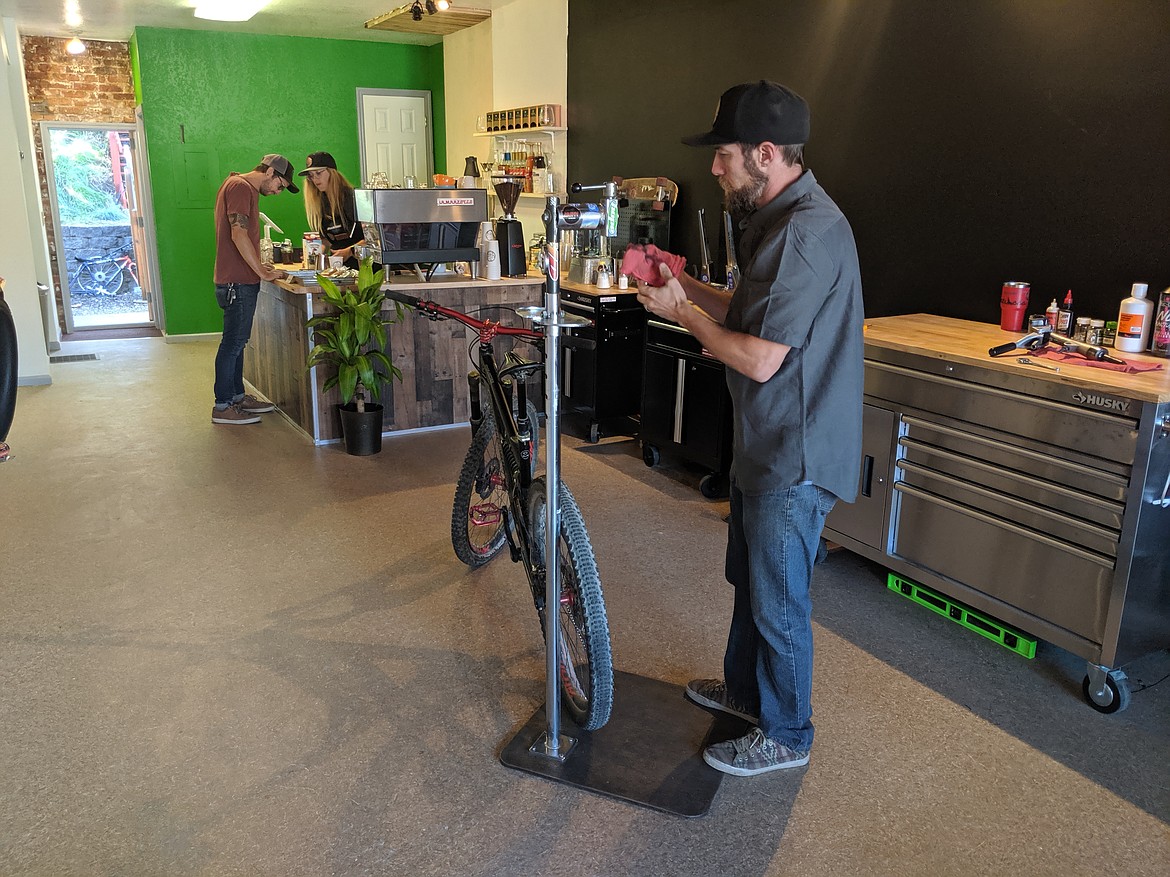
[527,477,614,731]
[74,261,125,297]
[451,411,509,567]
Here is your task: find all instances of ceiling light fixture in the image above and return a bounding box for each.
[424,0,438,14]
[65,37,86,55]
[194,0,271,23]
[411,1,424,21]
[436,0,450,8]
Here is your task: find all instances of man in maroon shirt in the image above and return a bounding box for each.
[211,153,297,424]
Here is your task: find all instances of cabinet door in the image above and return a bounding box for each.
[679,359,727,469]
[640,348,680,446]
[561,337,596,411]
[824,403,896,550]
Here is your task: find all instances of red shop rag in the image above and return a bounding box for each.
[1033,348,1164,373]
[620,244,687,287]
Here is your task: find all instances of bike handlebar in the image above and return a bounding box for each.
[384,287,543,343]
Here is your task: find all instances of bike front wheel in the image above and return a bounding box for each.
[452,411,510,567]
[74,261,125,296]
[527,477,614,731]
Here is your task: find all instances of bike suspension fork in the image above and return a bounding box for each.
[466,370,484,432]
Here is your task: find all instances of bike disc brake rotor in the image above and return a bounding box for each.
[467,450,508,555]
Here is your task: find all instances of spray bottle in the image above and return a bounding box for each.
[1116,282,1154,353]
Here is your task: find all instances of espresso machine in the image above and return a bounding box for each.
[493,176,528,276]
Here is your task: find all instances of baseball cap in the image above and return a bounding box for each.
[682,80,810,147]
[260,153,299,193]
[298,151,338,176]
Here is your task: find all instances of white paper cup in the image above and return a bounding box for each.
[328,256,344,269]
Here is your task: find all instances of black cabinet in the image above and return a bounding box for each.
[559,289,646,442]
[639,318,733,497]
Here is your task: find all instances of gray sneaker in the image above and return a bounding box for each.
[703,728,810,776]
[685,678,759,724]
[236,394,275,414]
[212,404,261,425]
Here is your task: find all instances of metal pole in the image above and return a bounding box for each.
[540,196,563,758]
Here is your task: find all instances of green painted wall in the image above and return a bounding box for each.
[132,28,446,335]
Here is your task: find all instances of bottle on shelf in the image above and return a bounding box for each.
[1116,282,1154,353]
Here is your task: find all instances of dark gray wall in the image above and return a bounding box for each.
[567,0,1170,323]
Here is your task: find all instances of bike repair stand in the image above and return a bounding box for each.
[499,189,727,818]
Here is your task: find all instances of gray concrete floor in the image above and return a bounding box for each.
[2,337,1168,877]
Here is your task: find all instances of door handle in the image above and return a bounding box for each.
[861,454,874,498]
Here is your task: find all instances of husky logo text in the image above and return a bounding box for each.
[1072,391,1130,413]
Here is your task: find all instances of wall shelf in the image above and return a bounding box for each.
[473,126,566,136]
[474,126,566,153]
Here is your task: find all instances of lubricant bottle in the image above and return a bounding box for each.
[1045,298,1060,330]
[1057,290,1075,335]
[1116,282,1154,353]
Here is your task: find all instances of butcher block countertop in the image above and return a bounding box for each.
[865,314,1170,404]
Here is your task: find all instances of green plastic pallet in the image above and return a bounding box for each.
[887,573,1037,659]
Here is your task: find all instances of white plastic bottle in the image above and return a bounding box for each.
[1116,282,1154,353]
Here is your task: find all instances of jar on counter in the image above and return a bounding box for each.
[1074,316,1091,342]
[1103,320,1118,347]
[1088,319,1105,346]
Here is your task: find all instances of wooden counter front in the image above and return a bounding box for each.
[864,314,1170,403]
[244,272,544,442]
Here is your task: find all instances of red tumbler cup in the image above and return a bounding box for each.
[1000,281,1030,332]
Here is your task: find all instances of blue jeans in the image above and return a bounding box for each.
[213,282,260,406]
[724,481,837,752]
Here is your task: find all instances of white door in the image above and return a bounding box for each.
[358,90,432,187]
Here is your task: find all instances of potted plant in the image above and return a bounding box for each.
[306,258,404,455]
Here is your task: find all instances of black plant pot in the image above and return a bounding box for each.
[338,402,384,455]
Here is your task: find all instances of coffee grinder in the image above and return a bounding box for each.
[493,176,528,276]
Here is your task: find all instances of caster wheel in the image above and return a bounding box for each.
[1082,671,1131,714]
[588,422,601,444]
[642,443,660,467]
[699,472,727,499]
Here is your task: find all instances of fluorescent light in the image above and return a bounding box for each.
[64,0,82,28]
[194,0,271,22]
[65,37,86,55]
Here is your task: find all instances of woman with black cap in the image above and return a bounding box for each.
[299,151,368,268]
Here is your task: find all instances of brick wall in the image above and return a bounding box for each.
[21,37,137,329]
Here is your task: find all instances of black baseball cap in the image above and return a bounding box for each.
[682,80,810,147]
[260,153,299,193]
[298,152,338,176]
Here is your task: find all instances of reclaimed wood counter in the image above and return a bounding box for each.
[243,270,544,442]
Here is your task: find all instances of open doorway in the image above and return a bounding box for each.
[40,122,158,333]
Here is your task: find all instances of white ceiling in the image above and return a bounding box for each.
[0,0,507,46]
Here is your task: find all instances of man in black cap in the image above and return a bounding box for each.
[635,80,864,775]
[211,154,297,425]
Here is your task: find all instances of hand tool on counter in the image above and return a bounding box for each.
[1048,331,1127,365]
[697,208,711,283]
[989,325,1126,364]
[722,210,740,290]
[1016,356,1061,372]
[988,331,1049,357]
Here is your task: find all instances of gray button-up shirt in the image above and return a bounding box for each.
[723,169,864,501]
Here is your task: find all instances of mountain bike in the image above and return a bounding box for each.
[71,243,139,296]
[383,289,614,731]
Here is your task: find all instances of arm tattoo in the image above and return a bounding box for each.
[228,213,250,230]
